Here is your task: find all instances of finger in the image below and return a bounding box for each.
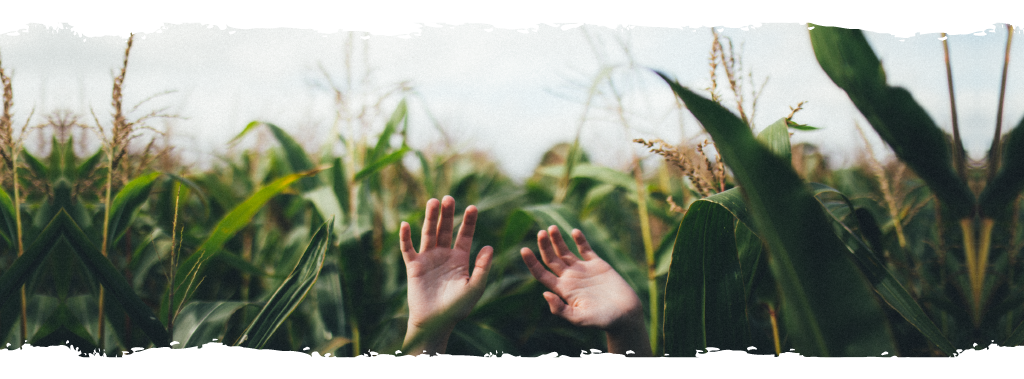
[571,228,600,261]
[436,195,456,248]
[399,221,417,263]
[453,205,478,253]
[547,225,580,266]
[536,229,566,276]
[468,246,493,290]
[420,198,441,252]
[542,291,568,318]
[520,247,559,290]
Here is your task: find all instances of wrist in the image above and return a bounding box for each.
[404,319,455,355]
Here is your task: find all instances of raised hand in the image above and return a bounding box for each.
[520,225,651,356]
[400,196,493,355]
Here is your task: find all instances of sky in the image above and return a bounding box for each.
[0,2,1022,183]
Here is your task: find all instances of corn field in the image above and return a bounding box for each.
[1,24,1023,358]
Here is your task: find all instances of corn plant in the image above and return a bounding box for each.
[659,24,1023,356]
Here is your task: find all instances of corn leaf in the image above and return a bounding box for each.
[237,218,332,349]
[171,301,250,348]
[979,117,1024,218]
[106,171,162,247]
[663,198,749,356]
[659,72,896,356]
[354,145,411,182]
[808,24,974,218]
[812,183,957,356]
[54,210,171,346]
[164,169,320,322]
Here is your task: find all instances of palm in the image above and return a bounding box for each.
[520,226,642,331]
[401,196,492,329]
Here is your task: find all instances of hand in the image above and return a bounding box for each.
[520,225,650,355]
[400,196,493,355]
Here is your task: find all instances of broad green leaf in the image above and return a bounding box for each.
[811,183,957,356]
[171,301,250,348]
[164,169,321,321]
[0,211,66,304]
[659,73,896,356]
[979,118,1024,218]
[756,118,792,162]
[808,24,974,218]
[30,302,97,353]
[354,145,411,182]
[107,171,162,247]
[663,199,748,356]
[237,218,332,349]
[53,210,171,346]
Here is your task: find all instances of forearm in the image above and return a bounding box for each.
[403,323,453,356]
[604,313,651,356]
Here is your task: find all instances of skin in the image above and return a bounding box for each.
[400,196,493,355]
[520,226,652,356]
[400,196,649,356]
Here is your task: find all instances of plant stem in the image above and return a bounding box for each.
[13,151,26,345]
[941,33,967,180]
[633,159,659,355]
[98,146,113,351]
[988,25,1014,183]
[768,303,781,356]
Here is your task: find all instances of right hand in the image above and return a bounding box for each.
[519,225,644,332]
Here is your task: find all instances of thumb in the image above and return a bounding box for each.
[542,291,568,317]
[468,246,494,290]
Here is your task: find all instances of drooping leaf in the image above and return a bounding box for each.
[808,24,974,218]
[237,218,332,349]
[659,72,896,356]
[811,183,957,356]
[369,99,407,162]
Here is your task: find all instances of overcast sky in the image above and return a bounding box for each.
[0,6,1022,181]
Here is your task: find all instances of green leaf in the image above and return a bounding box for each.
[237,218,332,349]
[164,169,320,321]
[106,171,162,247]
[304,185,346,239]
[172,301,250,348]
[979,117,1024,218]
[787,120,822,131]
[354,145,410,182]
[756,118,792,162]
[233,121,319,191]
[811,183,957,356]
[663,199,749,356]
[76,148,104,178]
[808,24,974,218]
[659,72,896,356]
[331,157,350,216]
[370,99,408,162]
[0,188,16,248]
[54,210,171,346]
